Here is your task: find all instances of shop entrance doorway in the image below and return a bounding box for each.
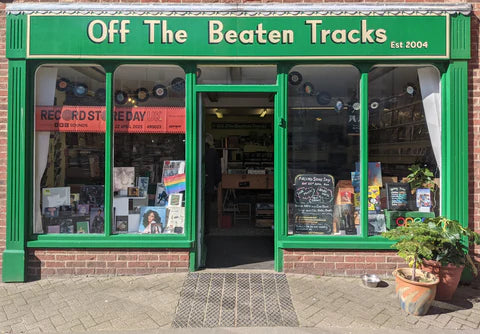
[199,92,275,270]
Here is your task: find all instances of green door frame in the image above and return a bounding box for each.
[193,83,281,270]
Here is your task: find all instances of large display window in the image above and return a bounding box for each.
[34,65,106,234]
[367,66,441,235]
[287,66,361,236]
[112,65,186,235]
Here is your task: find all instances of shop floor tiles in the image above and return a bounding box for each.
[172,272,299,328]
[205,235,274,270]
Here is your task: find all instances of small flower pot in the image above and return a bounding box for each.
[393,268,439,316]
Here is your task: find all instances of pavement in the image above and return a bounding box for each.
[1,271,480,333]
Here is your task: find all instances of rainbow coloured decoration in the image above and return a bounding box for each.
[164,173,186,195]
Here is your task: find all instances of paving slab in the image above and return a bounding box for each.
[0,272,479,333]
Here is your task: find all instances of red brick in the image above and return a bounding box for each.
[148,261,169,268]
[336,263,355,270]
[365,256,386,263]
[345,256,366,263]
[314,263,335,270]
[86,261,106,268]
[303,255,325,262]
[66,261,86,268]
[106,261,127,268]
[284,255,304,262]
[324,255,345,263]
[75,268,95,275]
[170,261,188,268]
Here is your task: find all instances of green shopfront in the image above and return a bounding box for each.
[2,3,471,282]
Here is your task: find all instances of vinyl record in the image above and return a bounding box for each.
[369,99,381,112]
[334,100,344,112]
[56,78,70,92]
[352,102,360,111]
[405,82,417,96]
[316,91,331,105]
[152,84,168,98]
[135,87,149,102]
[288,71,303,85]
[303,82,314,95]
[115,90,128,105]
[95,88,106,102]
[171,77,185,92]
[73,83,88,97]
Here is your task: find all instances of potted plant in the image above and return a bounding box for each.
[405,164,438,210]
[420,216,480,301]
[405,164,436,194]
[382,221,441,316]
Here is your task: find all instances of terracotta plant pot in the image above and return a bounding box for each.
[393,268,439,316]
[421,260,464,301]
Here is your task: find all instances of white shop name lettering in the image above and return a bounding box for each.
[86,19,388,45]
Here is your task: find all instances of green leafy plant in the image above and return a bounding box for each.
[405,164,436,193]
[382,220,444,282]
[423,216,480,275]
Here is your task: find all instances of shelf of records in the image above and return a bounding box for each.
[40,160,187,235]
[287,162,437,236]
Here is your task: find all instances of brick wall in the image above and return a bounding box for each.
[0,1,479,279]
[283,249,404,277]
[27,249,189,279]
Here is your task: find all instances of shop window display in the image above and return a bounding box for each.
[34,65,106,234]
[113,65,186,234]
[367,66,440,236]
[287,66,361,236]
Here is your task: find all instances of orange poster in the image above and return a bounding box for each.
[36,106,185,134]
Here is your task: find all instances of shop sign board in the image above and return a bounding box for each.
[35,106,185,133]
[294,174,335,235]
[27,15,448,59]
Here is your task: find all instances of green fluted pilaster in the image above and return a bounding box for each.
[3,60,27,282]
[443,61,468,227]
[6,14,26,59]
[450,14,470,60]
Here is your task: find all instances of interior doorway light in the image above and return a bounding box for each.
[259,108,267,118]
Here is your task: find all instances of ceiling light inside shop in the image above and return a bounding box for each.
[259,108,267,118]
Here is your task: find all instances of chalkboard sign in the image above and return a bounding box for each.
[294,174,334,235]
[386,183,411,211]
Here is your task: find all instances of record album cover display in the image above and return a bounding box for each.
[113,167,135,192]
[138,206,167,234]
[42,187,70,211]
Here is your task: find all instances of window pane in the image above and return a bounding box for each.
[113,65,186,235]
[288,66,361,236]
[197,65,277,84]
[34,65,106,234]
[368,66,440,235]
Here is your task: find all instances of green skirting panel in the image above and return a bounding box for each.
[2,250,25,282]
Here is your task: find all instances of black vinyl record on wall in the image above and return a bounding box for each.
[56,78,70,92]
[73,83,88,97]
[171,77,185,92]
[288,71,303,85]
[135,88,149,102]
[115,90,128,105]
[152,84,168,98]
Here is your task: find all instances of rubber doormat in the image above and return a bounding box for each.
[173,272,299,328]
